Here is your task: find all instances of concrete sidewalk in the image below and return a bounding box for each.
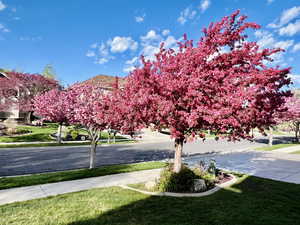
[185,150,300,184]
[0,168,162,206]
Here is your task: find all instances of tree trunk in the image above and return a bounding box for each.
[57,123,62,144]
[295,122,300,143]
[268,127,273,147]
[173,138,184,173]
[107,131,111,144]
[113,133,116,143]
[89,140,97,169]
[25,111,33,124]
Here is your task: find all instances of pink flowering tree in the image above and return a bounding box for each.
[123,11,292,173]
[279,97,300,142]
[0,71,59,123]
[68,83,109,169]
[102,78,139,143]
[33,89,70,144]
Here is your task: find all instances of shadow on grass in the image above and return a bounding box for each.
[0,133,53,142]
[65,175,300,225]
[254,136,297,145]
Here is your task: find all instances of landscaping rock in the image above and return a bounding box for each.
[145,181,156,190]
[193,179,206,192]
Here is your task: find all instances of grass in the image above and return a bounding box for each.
[255,143,300,151]
[1,175,300,225]
[291,150,300,154]
[0,124,126,143]
[128,182,159,192]
[0,125,57,142]
[0,161,167,190]
[0,139,135,148]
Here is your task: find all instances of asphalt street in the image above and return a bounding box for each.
[0,135,295,176]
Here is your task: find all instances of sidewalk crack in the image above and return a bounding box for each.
[39,185,48,197]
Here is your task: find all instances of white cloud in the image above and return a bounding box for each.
[139,29,179,61]
[279,20,300,36]
[162,29,170,36]
[86,42,111,64]
[255,30,294,66]
[0,1,6,11]
[90,43,97,48]
[140,30,163,61]
[274,40,294,50]
[125,56,138,65]
[0,23,9,32]
[135,15,145,23]
[289,74,300,84]
[268,6,300,28]
[110,36,138,53]
[267,0,274,4]
[280,6,300,26]
[177,7,197,25]
[95,42,114,64]
[141,45,160,61]
[255,30,276,48]
[255,30,293,50]
[86,50,95,57]
[292,43,300,52]
[87,36,138,65]
[96,58,109,65]
[141,30,161,42]
[123,57,139,73]
[19,36,42,41]
[123,66,135,73]
[163,36,177,48]
[99,42,109,56]
[199,0,210,13]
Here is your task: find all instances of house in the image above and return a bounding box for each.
[83,74,126,92]
[0,72,21,120]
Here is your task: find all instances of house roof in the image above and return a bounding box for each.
[0,72,8,78]
[84,74,126,89]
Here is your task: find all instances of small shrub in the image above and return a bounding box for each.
[15,128,31,135]
[193,168,217,188]
[70,130,79,140]
[157,164,196,193]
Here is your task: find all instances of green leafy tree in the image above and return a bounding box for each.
[42,64,56,80]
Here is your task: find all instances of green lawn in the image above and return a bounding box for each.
[0,124,126,143]
[1,175,300,225]
[291,150,300,154]
[0,162,167,190]
[0,125,57,142]
[0,139,135,148]
[255,143,300,151]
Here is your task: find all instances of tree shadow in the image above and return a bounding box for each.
[65,174,300,225]
[254,135,297,145]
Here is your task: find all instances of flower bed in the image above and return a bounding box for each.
[120,174,236,197]
[122,160,237,197]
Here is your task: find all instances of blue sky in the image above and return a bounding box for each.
[0,0,300,87]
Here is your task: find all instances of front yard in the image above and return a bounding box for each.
[1,175,299,225]
[0,123,127,143]
[0,162,167,190]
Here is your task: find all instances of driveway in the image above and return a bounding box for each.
[185,150,300,184]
